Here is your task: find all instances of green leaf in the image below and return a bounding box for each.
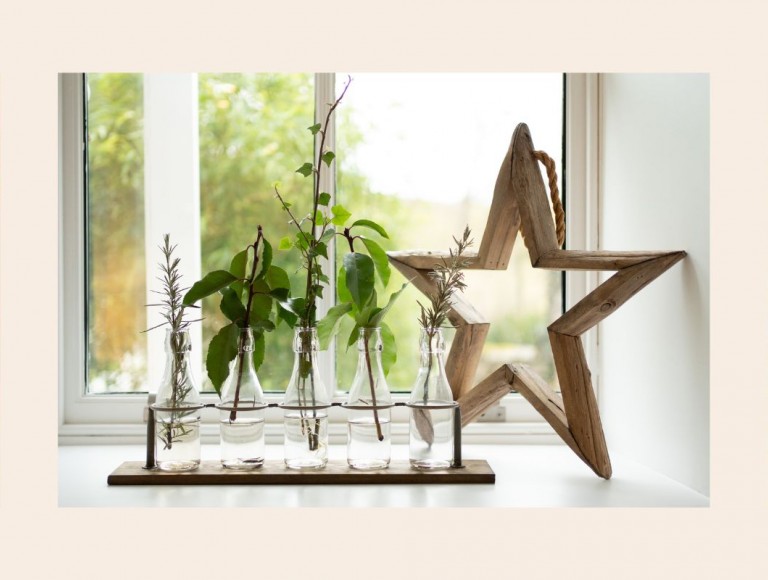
[295,231,310,251]
[314,209,325,225]
[206,323,239,395]
[252,332,266,371]
[360,236,391,288]
[309,241,328,260]
[317,303,354,349]
[354,290,378,326]
[296,162,314,177]
[318,192,331,206]
[319,227,335,244]
[249,279,272,320]
[350,219,389,239]
[322,151,336,167]
[266,265,290,292]
[219,287,247,324]
[308,123,322,135]
[331,204,352,226]
[229,248,249,300]
[379,322,397,377]
[183,270,238,305]
[251,319,276,333]
[256,238,272,280]
[346,323,361,350]
[277,303,298,328]
[369,282,409,327]
[337,266,352,303]
[278,236,293,251]
[343,252,375,311]
[269,287,290,301]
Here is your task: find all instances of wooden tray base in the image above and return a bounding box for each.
[108,459,495,485]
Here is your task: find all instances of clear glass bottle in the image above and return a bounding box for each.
[154,328,202,472]
[408,327,455,469]
[282,327,330,470]
[218,328,266,470]
[346,327,392,470]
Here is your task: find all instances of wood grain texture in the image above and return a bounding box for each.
[511,123,559,265]
[387,250,482,271]
[457,366,514,426]
[536,249,679,271]
[445,322,490,399]
[477,135,521,269]
[548,332,611,478]
[548,251,687,337]
[508,364,588,466]
[108,460,496,485]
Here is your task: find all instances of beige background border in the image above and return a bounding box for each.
[1,0,766,577]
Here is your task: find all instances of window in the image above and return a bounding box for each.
[61,72,590,438]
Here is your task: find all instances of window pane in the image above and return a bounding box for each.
[86,73,147,393]
[198,73,314,392]
[335,73,563,392]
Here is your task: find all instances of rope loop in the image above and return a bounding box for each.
[532,150,565,248]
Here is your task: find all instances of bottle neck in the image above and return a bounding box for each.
[236,328,257,372]
[419,327,445,362]
[356,327,384,373]
[158,329,198,405]
[293,327,318,355]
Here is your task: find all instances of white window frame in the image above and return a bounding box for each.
[59,72,599,444]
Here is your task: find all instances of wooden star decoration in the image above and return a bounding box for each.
[387,123,685,479]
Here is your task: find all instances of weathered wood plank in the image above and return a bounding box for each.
[511,123,559,265]
[507,363,587,466]
[548,332,611,479]
[477,136,521,269]
[108,460,496,485]
[446,322,490,399]
[387,250,482,271]
[457,366,514,426]
[548,251,686,336]
[536,249,679,271]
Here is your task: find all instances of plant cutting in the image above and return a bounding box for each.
[408,226,473,469]
[316,221,408,468]
[145,234,203,471]
[183,227,290,469]
[183,225,289,405]
[270,78,354,469]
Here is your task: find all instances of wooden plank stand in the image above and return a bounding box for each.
[109,403,496,485]
[108,459,495,485]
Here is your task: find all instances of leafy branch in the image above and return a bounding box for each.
[317,220,409,441]
[183,226,290,420]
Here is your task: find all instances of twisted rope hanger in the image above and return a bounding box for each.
[532,150,565,248]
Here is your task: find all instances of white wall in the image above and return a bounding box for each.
[598,74,709,495]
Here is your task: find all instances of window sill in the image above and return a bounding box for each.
[58,443,708,507]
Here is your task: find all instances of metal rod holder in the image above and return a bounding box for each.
[143,394,156,470]
[452,405,463,468]
[143,399,467,470]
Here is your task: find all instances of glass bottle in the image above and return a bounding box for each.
[408,327,455,469]
[154,328,202,472]
[218,328,266,470]
[282,327,330,470]
[346,327,392,470]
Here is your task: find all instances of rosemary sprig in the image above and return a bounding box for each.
[417,226,474,331]
[145,234,200,449]
[414,227,473,443]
